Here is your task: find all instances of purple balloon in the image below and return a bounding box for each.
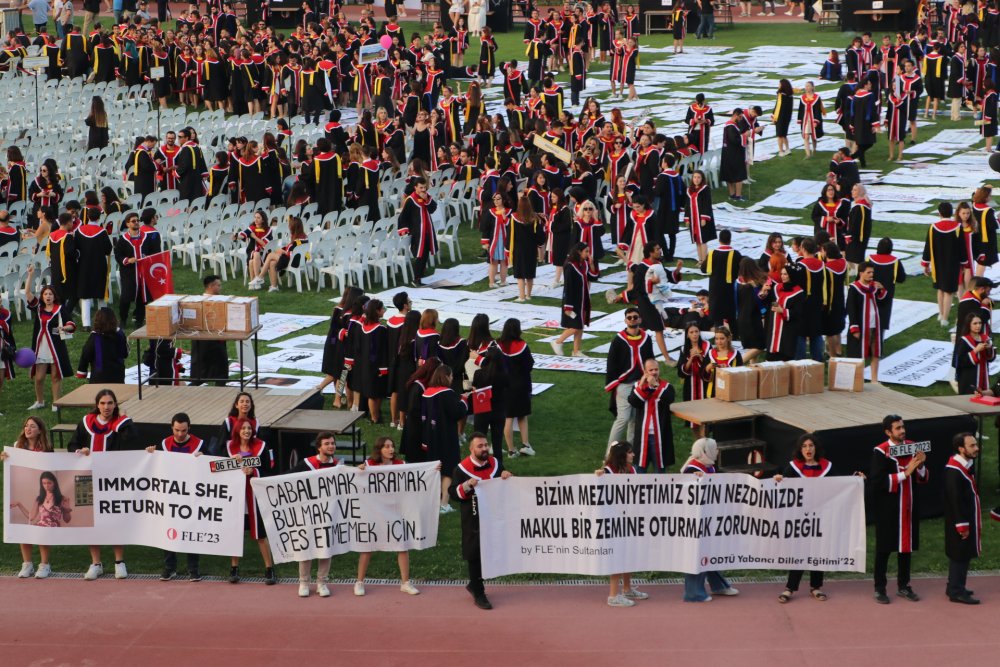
[379,35,392,50]
[14,347,35,368]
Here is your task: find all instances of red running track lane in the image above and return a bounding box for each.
[3,576,998,667]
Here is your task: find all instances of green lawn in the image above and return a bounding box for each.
[1,22,996,582]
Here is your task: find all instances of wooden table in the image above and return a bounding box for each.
[645,10,673,33]
[922,395,1000,479]
[128,324,261,397]
[671,398,757,426]
[119,385,317,430]
[270,409,366,465]
[54,383,140,410]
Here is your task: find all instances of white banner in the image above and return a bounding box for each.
[476,474,866,578]
[251,462,440,564]
[3,448,246,556]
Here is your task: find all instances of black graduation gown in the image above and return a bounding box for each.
[772,92,793,137]
[126,148,157,197]
[498,340,533,418]
[45,229,77,307]
[845,199,872,264]
[763,283,803,358]
[355,321,389,399]
[401,380,427,462]
[77,330,128,383]
[736,280,767,350]
[320,308,349,378]
[421,386,468,474]
[437,339,469,394]
[27,301,75,380]
[684,185,716,245]
[869,441,928,554]
[823,259,848,336]
[398,193,438,259]
[702,245,742,328]
[74,224,113,300]
[448,455,504,560]
[307,152,345,215]
[175,143,208,202]
[69,414,136,452]
[972,203,999,267]
[788,257,828,338]
[509,216,544,279]
[628,380,676,470]
[954,334,994,394]
[653,170,684,237]
[943,456,981,562]
[869,253,906,329]
[548,206,572,266]
[921,219,963,293]
[561,259,599,329]
[719,121,747,183]
[851,90,878,148]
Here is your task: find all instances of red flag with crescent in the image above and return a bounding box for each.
[136,250,174,300]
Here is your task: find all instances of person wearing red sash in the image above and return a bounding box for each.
[953,313,995,394]
[355,435,426,597]
[797,82,824,158]
[595,440,649,607]
[678,323,711,429]
[811,184,850,249]
[397,178,438,285]
[871,415,928,604]
[71,389,135,581]
[449,433,513,610]
[24,265,75,411]
[227,418,277,586]
[943,432,982,605]
[684,169,715,263]
[422,365,470,513]
[481,192,511,289]
[764,265,804,361]
[288,431,341,598]
[145,413,205,581]
[627,358,675,474]
[846,261,888,383]
[552,242,599,358]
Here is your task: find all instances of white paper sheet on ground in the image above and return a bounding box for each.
[838,298,938,344]
[861,339,952,386]
[900,142,967,156]
[930,129,983,145]
[877,201,935,213]
[256,313,329,341]
[425,263,490,287]
[755,190,819,210]
[881,168,985,189]
[531,353,609,374]
[868,185,973,203]
[531,383,554,395]
[267,334,329,350]
[255,348,327,373]
[884,213,940,225]
[226,372,324,395]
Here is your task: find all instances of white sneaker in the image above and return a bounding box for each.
[35,563,52,579]
[571,351,589,358]
[624,588,649,600]
[396,423,403,431]
[715,586,740,596]
[17,562,35,578]
[268,286,280,293]
[440,503,455,514]
[27,401,45,410]
[607,594,636,607]
[400,581,421,595]
[354,581,366,596]
[317,582,331,597]
[519,444,536,457]
[51,405,59,412]
[605,288,618,304]
[84,563,103,580]
[114,562,128,579]
[298,583,311,598]
[550,341,564,356]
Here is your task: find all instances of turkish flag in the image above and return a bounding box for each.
[136,250,174,301]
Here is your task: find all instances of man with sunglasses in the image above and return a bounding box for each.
[604,306,655,450]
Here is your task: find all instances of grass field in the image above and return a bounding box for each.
[1,21,997,582]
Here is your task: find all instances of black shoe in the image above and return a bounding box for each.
[949,593,980,605]
[264,567,277,585]
[874,589,890,604]
[188,571,202,582]
[160,568,177,581]
[897,586,920,602]
[467,582,493,609]
[229,566,240,584]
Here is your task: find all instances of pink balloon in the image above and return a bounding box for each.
[379,35,392,49]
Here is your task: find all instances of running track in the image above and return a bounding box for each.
[4,575,999,666]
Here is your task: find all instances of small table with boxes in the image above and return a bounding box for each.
[129,294,261,398]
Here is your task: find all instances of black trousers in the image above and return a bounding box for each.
[164,550,200,573]
[474,412,506,466]
[946,558,970,598]
[467,550,484,594]
[413,256,429,284]
[786,569,824,592]
[119,282,147,326]
[874,551,911,591]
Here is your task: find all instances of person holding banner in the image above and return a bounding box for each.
[870,414,928,605]
[449,433,513,610]
[227,418,277,586]
[220,391,258,447]
[146,413,205,582]
[2,417,57,578]
[595,440,649,607]
[290,431,341,598]
[355,435,426,596]
[71,389,135,581]
[681,438,740,602]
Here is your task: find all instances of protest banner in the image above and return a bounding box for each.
[251,462,440,564]
[476,473,865,578]
[3,448,246,556]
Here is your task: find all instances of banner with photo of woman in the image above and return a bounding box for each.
[3,448,246,556]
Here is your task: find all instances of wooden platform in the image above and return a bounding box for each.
[673,385,966,430]
[53,383,140,410]
[119,385,319,429]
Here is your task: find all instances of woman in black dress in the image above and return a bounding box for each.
[85,96,109,150]
[401,358,441,463]
[547,188,572,287]
[771,78,794,156]
[552,242,599,358]
[763,265,804,361]
[356,299,389,424]
[318,287,363,409]
[822,242,848,358]
[437,317,469,435]
[421,365,469,513]
[390,310,421,429]
[685,169,716,263]
[509,193,544,302]
[811,184,850,250]
[498,318,536,457]
[735,258,769,364]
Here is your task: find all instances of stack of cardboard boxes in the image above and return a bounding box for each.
[146,294,259,337]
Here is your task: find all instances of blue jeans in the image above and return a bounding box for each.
[683,571,731,601]
[795,335,824,362]
[696,13,715,38]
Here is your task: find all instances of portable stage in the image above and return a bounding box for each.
[672,384,977,518]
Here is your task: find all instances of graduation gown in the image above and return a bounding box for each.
[954,333,994,394]
[943,455,981,562]
[401,379,427,461]
[845,198,873,264]
[868,253,907,329]
[719,120,747,183]
[74,223,113,300]
[921,219,963,292]
[126,147,157,197]
[561,259,600,329]
[45,229,78,306]
[175,142,208,202]
[702,244,741,328]
[846,280,887,359]
[227,437,274,539]
[736,279,767,349]
[628,380,676,470]
[678,339,711,401]
[69,413,135,452]
[398,193,438,259]
[811,198,850,248]
[788,256,828,338]
[823,258,848,336]
[27,300,75,380]
[604,329,655,396]
[869,440,928,553]
[420,386,468,474]
[448,455,504,560]
[509,216,544,279]
[972,202,999,267]
[685,185,716,245]
[764,283,803,357]
[355,320,389,399]
[498,339,533,418]
[77,330,128,383]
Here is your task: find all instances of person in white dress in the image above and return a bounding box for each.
[469,0,487,35]
[450,0,467,29]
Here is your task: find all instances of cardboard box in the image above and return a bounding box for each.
[828,357,865,392]
[225,296,260,334]
[788,360,825,395]
[146,295,181,337]
[756,361,791,399]
[715,366,758,402]
[202,295,232,333]
[180,295,207,330]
